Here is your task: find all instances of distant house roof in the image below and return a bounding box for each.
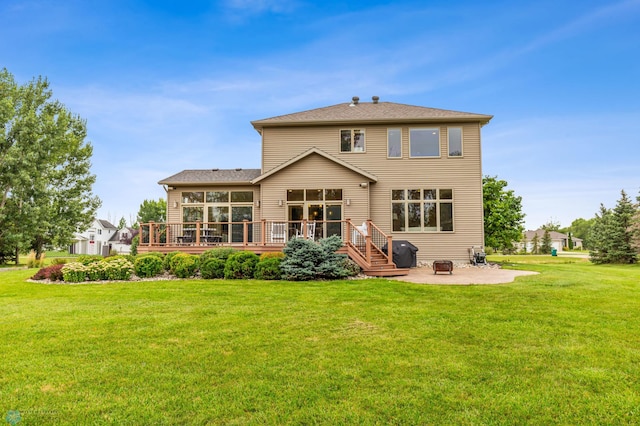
[524,230,583,242]
[251,147,378,184]
[98,219,117,230]
[251,99,493,132]
[158,168,262,186]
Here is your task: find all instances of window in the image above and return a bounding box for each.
[182,191,204,203]
[388,128,401,158]
[448,127,463,157]
[340,129,365,152]
[391,188,454,232]
[410,128,440,157]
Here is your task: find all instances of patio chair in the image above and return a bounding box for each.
[270,222,287,243]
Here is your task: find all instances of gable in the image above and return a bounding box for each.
[251,147,377,184]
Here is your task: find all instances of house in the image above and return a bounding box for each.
[518,230,584,253]
[70,219,118,256]
[142,96,492,274]
[108,227,139,254]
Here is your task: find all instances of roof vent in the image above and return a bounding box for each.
[212,168,219,171]
[372,96,379,104]
[235,168,242,171]
[349,96,359,106]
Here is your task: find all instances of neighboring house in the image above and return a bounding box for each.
[518,230,584,253]
[154,96,492,264]
[109,227,139,254]
[70,219,118,256]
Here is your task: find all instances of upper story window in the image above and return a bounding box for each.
[448,127,463,157]
[340,129,365,152]
[410,128,440,157]
[387,128,402,158]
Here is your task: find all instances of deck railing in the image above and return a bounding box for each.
[138,219,394,267]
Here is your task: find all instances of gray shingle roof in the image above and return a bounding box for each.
[158,169,262,185]
[98,219,117,230]
[252,100,492,130]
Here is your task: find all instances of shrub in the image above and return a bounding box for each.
[341,258,362,277]
[130,235,139,256]
[135,255,164,278]
[85,262,105,281]
[224,251,259,279]
[169,253,199,278]
[163,251,182,271]
[101,258,135,280]
[62,262,88,283]
[259,251,285,261]
[200,258,226,279]
[200,248,237,263]
[77,255,103,265]
[281,235,350,281]
[254,257,282,280]
[26,250,46,268]
[32,264,64,281]
[51,257,69,265]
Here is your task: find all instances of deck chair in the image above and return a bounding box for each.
[306,221,316,241]
[270,222,287,243]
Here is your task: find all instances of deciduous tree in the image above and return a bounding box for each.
[0,69,100,261]
[136,198,167,225]
[483,176,525,252]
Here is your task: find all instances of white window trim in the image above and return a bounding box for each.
[390,188,455,233]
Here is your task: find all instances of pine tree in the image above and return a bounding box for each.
[541,230,552,254]
[589,191,638,264]
[531,234,540,254]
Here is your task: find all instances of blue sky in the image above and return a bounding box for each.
[2,0,639,229]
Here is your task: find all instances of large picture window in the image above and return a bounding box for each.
[392,188,453,232]
[180,190,253,242]
[340,129,365,152]
[410,128,440,157]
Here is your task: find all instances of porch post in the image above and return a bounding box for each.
[243,220,249,247]
[387,235,393,265]
[149,221,155,246]
[195,221,201,245]
[261,219,266,246]
[345,219,352,244]
[302,219,308,239]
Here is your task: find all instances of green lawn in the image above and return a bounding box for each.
[1,261,639,424]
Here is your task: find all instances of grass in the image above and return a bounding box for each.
[1,260,640,424]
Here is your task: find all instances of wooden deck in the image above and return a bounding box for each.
[138,219,409,277]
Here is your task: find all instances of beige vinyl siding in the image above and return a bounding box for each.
[262,123,484,261]
[259,152,369,224]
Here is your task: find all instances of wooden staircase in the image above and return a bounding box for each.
[345,220,409,277]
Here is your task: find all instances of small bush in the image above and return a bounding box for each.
[254,257,282,280]
[200,258,226,279]
[32,264,64,281]
[26,250,46,268]
[281,235,349,281]
[101,258,135,280]
[51,257,69,265]
[62,262,88,283]
[85,262,105,281]
[169,253,199,278]
[259,251,285,261]
[135,255,164,278]
[224,251,259,279]
[341,258,362,277]
[77,255,103,265]
[200,248,237,263]
[163,251,182,271]
[130,235,139,256]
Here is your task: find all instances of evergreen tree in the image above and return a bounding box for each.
[531,234,540,254]
[589,191,637,264]
[540,230,552,254]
